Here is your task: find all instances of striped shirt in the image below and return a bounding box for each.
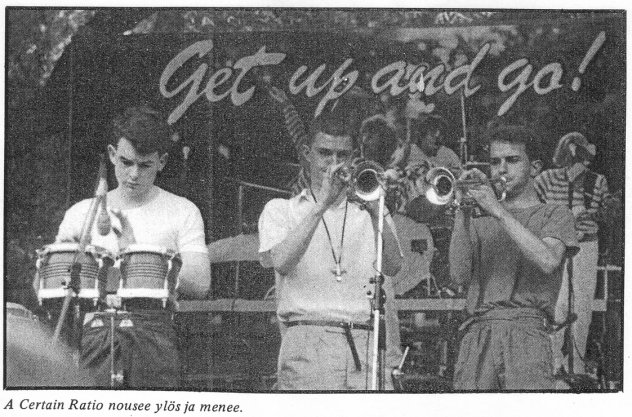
[534,168,609,238]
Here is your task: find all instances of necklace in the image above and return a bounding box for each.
[310,189,349,282]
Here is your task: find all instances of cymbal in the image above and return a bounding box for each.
[208,234,260,263]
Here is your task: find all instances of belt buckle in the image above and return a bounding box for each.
[345,322,366,331]
[341,322,359,330]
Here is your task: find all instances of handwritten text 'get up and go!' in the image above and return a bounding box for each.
[160,32,606,124]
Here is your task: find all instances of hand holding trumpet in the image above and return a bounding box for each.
[315,161,350,211]
[425,166,507,216]
[456,168,506,218]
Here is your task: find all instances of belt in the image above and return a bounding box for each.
[458,307,547,332]
[285,320,373,371]
[85,308,174,327]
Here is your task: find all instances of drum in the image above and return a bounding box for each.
[117,244,182,307]
[36,243,114,305]
[391,214,434,295]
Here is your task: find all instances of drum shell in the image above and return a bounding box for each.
[36,243,113,302]
[118,245,182,301]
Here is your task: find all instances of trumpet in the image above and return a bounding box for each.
[337,159,386,201]
[425,166,507,206]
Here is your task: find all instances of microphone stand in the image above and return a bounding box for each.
[370,190,387,390]
[565,257,576,374]
[53,155,108,342]
[459,90,469,165]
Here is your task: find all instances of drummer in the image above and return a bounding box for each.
[54,105,210,388]
[405,114,461,169]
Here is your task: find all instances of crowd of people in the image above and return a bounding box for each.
[6,88,619,391]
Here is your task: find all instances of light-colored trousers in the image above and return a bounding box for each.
[276,325,400,390]
[552,240,599,373]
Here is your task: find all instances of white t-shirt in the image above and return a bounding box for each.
[56,187,207,255]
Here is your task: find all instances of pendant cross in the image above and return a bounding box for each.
[332,263,347,282]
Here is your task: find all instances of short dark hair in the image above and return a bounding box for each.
[110,106,172,155]
[307,112,358,150]
[484,125,542,162]
[410,114,448,138]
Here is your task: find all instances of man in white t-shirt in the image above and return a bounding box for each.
[54,106,210,388]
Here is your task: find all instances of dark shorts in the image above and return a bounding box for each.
[80,310,180,388]
[453,308,554,391]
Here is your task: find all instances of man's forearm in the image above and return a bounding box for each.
[270,205,326,275]
[178,252,211,299]
[495,207,564,274]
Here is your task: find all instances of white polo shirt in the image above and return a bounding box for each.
[258,190,378,324]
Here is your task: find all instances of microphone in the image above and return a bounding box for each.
[96,155,111,236]
[97,198,111,236]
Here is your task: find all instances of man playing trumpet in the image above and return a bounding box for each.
[449,126,578,390]
[258,111,403,390]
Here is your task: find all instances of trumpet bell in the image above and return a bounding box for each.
[426,187,450,205]
[425,167,456,205]
[424,165,508,208]
[355,167,382,201]
[348,160,385,201]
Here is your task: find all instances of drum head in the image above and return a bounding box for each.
[40,242,80,253]
[121,244,173,256]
